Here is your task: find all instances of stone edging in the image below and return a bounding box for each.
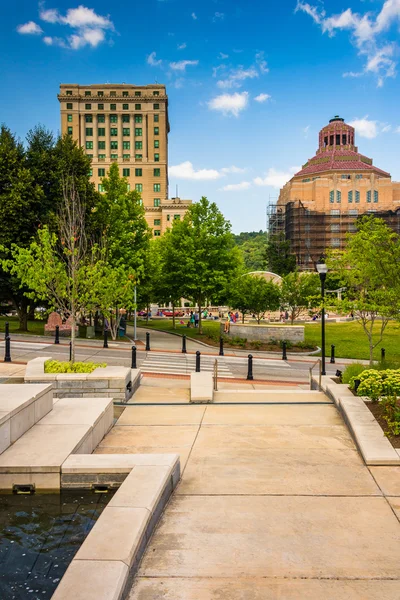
[313,375,400,465]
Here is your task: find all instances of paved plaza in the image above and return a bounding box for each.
[92,380,400,599]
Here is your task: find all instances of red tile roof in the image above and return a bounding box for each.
[294,149,390,178]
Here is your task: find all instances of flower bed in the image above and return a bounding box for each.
[45,360,106,374]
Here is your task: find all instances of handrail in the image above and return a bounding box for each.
[309,358,322,390]
[213,359,218,391]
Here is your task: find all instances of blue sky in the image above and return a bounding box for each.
[1,0,400,232]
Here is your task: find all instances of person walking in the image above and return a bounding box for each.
[224,312,231,334]
[189,311,195,328]
[194,312,199,328]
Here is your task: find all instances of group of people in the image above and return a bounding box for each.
[223,311,240,333]
[187,311,200,328]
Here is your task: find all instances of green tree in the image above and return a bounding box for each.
[265,232,296,275]
[228,274,258,323]
[164,197,241,333]
[237,232,268,271]
[327,216,400,365]
[246,276,281,324]
[280,271,319,324]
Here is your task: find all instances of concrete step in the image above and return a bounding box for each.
[0,396,113,491]
[214,390,331,403]
[0,384,53,454]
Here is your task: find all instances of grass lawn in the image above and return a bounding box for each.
[0,316,45,336]
[135,318,400,362]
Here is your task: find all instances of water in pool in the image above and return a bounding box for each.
[0,490,114,600]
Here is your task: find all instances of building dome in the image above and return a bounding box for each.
[293,116,390,179]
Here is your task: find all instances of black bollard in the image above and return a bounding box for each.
[219,336,224,357]
[330,344,335,364]
[55,325,60,345]
[354,378,361,394]
[182,335,187,354]
[146,332,150,351]
[282,341,287,361]
[195,350,201,372]
[103,328,108,349]
[5,321,9,339]
[4,335,11,363]
[69,341,72,362]
[247,354,254,380]
[381,347,386,361]
[131,346,137,369]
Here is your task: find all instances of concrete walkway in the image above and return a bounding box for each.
[95,382,400,599]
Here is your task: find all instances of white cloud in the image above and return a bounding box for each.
[217,66,258,89]
[169,59,199,71]
[381,124,391,133]
[255,51,269,73]
[177,42,187,50]
[213,12,225,22]
[39,7,60,23]
[221,181,251,191]
[17,21,43,34]
[191,12,197,20]
[169,161,222,180]
[221,166,246,174]
[254,167,300,188]
[254,93,271,103]
[147,51,162,66]
[219,52,229,59]
[208,91,249,117]
[395,126,400,133]
[295,0,399,85]
[348,116,378,139]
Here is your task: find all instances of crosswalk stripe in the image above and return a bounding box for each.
[140,353,234,377]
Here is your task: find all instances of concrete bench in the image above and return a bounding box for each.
[190,372,214,403]
[0,384,53,454]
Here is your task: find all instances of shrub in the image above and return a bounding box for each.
[381,394,400,437]
[352,368,400,400]
[343,363,368,386]
[230,336,247,347]
[279,339,292,349]
[250,340,262,350]
[45,360,106,374]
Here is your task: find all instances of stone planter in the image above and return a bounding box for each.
[220,322,305,343]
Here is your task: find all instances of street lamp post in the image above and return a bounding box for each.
[316,257,328,376]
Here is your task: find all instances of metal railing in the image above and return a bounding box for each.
[213,359,218,391]
[309,358,322,390]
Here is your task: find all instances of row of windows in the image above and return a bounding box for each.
[84,141,160,150]
[83,127,159,137]
[341,174,363,179]
[153,215,180,226]
[97,168,161,177]
[66,90,160,98]
[67,113,159,124]
[98,181,161,193]
[91,154,145,160]
[329,190,379,203]
[67,103,161,111]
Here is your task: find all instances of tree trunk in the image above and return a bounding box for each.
[198,298,202,334]
[70,311,76,363]
[242,311,245,324]
[172,301,176,329]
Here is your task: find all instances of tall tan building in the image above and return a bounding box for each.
[58,83,191,235]
[269,116,400,268]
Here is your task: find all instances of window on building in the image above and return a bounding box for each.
[67,126,73,135]
[98,168,105,177]
[135,141,143,149]
[330,135,334,146]
[98,141,106,149]
[374,190,379,203]
[98,184,104,192]
[135,154,142,160]
[86,128,93,136]
[154,198,161,207]
[123,154,130,160]
[154,114,159,123]
[348,190,353,203]
[348,223,357,232]
[367,190,372,203]
[153,91,160,96]
[135,128,142,136]
[348,209,359,216]
[86,154,93,159]
[154,230,161,237]
[98,91,104,97]
[98,114,105,123]
[110,91,116,97]
[135,184,143,192]
[66,90,72,96]
[154,168,160,177]
[330,209,340,216]
[135,91,141,97]
[154,183,161,192]
[135,168,142,176]
[111,154,118,159]
[126,184,130,191]
[123,141,130,150]
[154,219,161,226]
[331,238,340,247]
[134,115,142,123]
[331,224,340,232]
[123,128,130,136]
[341,174,351,179]
[85,104,91,110]
[110,114,117,123]
[110,103,116,110]
[85,91,91,97]
[135,104,141,110]
[123,104,129,110]
[336,134,340,146]
[154,127,159,135]
[329,190,334,203]
[336,191,341,203]
[167,214,170,221]
[98,128,105,136]
[123,168,130,177]
[122,115,130,123]
[67,114,73,122]
[111,141,118,149]
[355,191,360,203]
[304,224,311,232]
[98,103,104,110]
[342,134,347,145]
[98,154,106,159]
[174,214,181,220]
[153,103,159,109]
[66,103,73,109]
[85,115,93,123]
[122,91,129,97]
[110,128,118,136]
[89,169,92,176]
[154,153,160,162]
[355,174,363,179]
[154,140,159,148]
[86,141,93,149]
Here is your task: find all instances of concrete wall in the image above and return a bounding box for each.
[221,323,304,343]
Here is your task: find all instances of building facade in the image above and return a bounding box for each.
[58,83,191,235]
[269,116,400,269]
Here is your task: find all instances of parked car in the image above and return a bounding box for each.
[162,310,185,317]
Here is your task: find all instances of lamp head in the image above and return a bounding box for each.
[316,258,328,275]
